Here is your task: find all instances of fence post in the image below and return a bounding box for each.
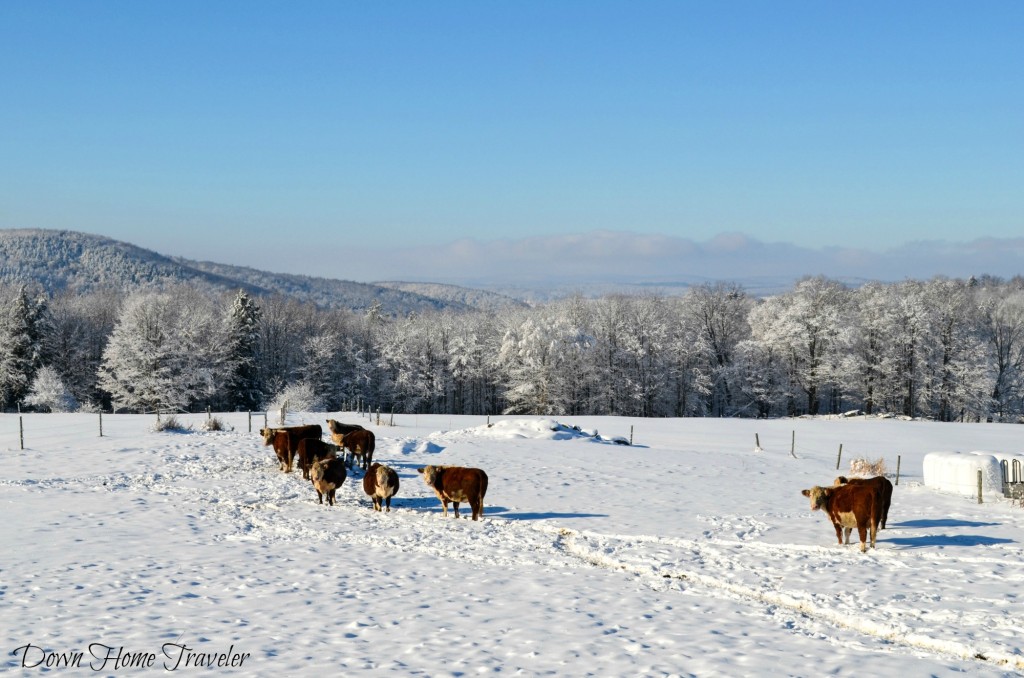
[978,469,983,504]
[19,416,24,450]
[99,411,103,438]
[248,411,252,433]
[207,406,212,420]
[790,431,797,459]
[836,444,843,470]
[895,455,901,486]
[630,425,634,446]
[263,412,267,429]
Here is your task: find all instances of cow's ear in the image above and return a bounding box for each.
[801,489,810,497]
[416,467,424,474]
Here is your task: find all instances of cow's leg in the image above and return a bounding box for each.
[317,491,323,505]
[385,496,391,513]
[470,500,481,521]
[440,499,449,517]
[453,502,461,518]
[857,522,868,553]
[844,527,853,545]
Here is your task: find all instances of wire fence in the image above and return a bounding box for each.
[0,411,276,450]
[0,409,392,451]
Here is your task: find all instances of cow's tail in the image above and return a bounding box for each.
[870,492,878,548]
[478,471,489,516]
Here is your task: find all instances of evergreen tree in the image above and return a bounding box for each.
[225,290,263,411]
[0,285,48,409]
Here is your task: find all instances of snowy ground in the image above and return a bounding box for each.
[2,412,1024,676]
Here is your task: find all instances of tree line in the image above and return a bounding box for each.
[3,274,1024,422]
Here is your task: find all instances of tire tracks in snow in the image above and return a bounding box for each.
[545,527,1024,672]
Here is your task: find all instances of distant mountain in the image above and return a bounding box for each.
[0,229,507,315]
[373,281,529,311]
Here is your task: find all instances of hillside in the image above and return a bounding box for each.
[373,281,529,311]
[0,229,497,314]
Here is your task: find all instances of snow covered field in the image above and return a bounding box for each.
[3,412,1024,676]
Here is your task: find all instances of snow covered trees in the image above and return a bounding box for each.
[24,365,78,412]
[748,277,850,416]
[98,287,236,413]
[6,273,1024,420]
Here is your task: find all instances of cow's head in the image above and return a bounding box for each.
[801,486,831,511]
[259,427,274,445]
[833,476,850,486]
[417,466,439,486]
[311,459,329,483]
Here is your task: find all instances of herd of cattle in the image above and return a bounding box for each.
[258,419,489,521]
[259,418,893,546]
[801,475,894,552]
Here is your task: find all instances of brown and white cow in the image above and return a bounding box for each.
[296,438,340,480]
[417,465,488,521]
[802,483,879,552]
[310,457,347,506]
[362,463,400,512]
[259,424,323,473]
[834,475,893,529]
[341,429,376,471]
[259,429,291,471]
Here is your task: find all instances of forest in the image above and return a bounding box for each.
[2,274,1024,422]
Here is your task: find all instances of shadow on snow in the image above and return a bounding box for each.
[885,534,1015,548]
[889,519,1001,529]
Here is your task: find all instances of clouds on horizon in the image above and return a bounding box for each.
[333,231,1024,288]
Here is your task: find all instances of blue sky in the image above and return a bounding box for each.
[1,2,1022,284]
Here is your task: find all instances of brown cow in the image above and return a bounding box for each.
[362,463,400,512]
[260,429,291,471]
[326,418,365,439]
[326,419,366,467]
[341,429,375,471]
[296,438,340,480]
[802,483,879,552]
[259,424,323,473]
[310,457,347,506]
[835,475,893,529]
[417,465,488,521]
